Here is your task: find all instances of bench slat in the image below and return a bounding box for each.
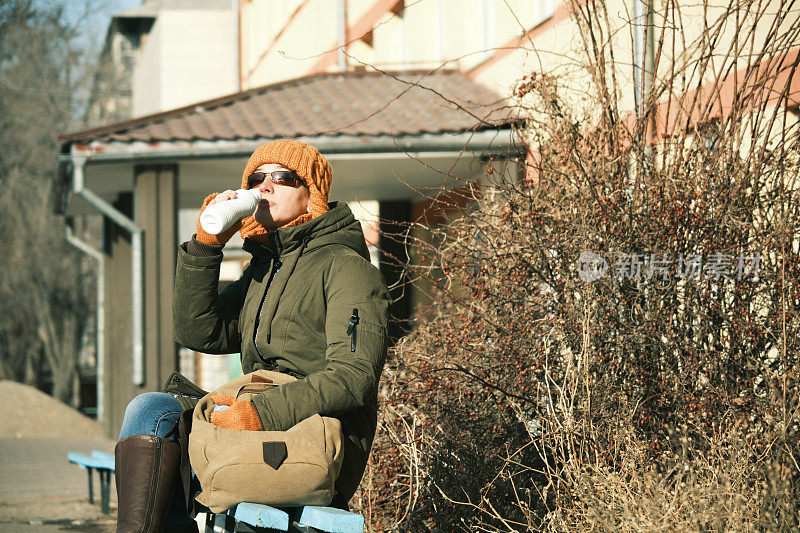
[229,502,290,531]
[68,452,115,471]
[91,450,115,462]
[294,506,364,533]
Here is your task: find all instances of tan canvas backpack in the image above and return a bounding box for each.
[188,370,344,513]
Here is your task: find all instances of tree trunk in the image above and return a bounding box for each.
[34,286,83,407]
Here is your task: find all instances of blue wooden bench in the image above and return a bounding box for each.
[67,450,115,514]
[68,450,364,532]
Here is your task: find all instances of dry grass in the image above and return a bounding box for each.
[546,425,797,532]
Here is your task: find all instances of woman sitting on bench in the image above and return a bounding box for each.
[114,140,390,532]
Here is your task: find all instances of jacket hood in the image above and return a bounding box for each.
[242,201,370,261]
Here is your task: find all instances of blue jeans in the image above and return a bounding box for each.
[118,392,199,528]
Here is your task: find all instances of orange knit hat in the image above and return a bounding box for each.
[238,139,332,243]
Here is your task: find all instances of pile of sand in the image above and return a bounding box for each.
[0,380,104,438]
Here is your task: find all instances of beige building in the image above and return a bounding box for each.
[238,0,555,90]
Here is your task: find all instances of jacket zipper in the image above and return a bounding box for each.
[254,257,281,362]
[346,308,359,352]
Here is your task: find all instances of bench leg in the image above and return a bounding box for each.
[86,468,94,504]
[206,513,289,533]
[288,525,316,533]
[99,470,111,514]
[206,513,236,533]
[235,521,288,533]
[234,522,258,533]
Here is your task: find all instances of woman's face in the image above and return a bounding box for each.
[251,163,310,229]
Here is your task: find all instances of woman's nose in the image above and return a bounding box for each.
[258,178,274,193]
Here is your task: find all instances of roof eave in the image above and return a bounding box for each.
[60,128,522,164]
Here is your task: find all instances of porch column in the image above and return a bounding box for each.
[135,165,179,393]
[102,193,133,438]
[378,200,411,344]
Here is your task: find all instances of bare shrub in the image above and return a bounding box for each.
[357,1,800,531]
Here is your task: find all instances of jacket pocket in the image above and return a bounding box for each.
[342,308,387,360]
[236,381,277,399]
[162,371,208,409]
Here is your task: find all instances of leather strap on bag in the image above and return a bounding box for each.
[179,408,198,516]
[165,408,197,516]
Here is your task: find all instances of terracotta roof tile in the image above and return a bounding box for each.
[62,70,515,144]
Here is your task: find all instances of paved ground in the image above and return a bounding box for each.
[0,438,117,532]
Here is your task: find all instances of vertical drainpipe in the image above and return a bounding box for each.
[65,223,105,422]
[399,3,408,69]
[633,0,654,119]
[633,0,654,173]
[72,155,146,386]
[435,0,445,65]
[234,0,242,91]
[338,0,347,71]
[633,0,645,116]
[482,0,495,63]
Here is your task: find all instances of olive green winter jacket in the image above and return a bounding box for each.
[173,201,390,501]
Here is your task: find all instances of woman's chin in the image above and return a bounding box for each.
[254,218,277,230]
[254,208,277,229]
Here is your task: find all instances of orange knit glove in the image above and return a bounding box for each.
[195,192,246,246]
[209,395,263,431]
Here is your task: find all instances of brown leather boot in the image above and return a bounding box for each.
[115,435,181,533]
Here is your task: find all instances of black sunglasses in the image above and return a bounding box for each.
[247,170,307,189]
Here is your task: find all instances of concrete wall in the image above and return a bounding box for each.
[240,0,558,90]
[242,0,340,86]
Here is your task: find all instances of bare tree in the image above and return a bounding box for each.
[0,0,99,406]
